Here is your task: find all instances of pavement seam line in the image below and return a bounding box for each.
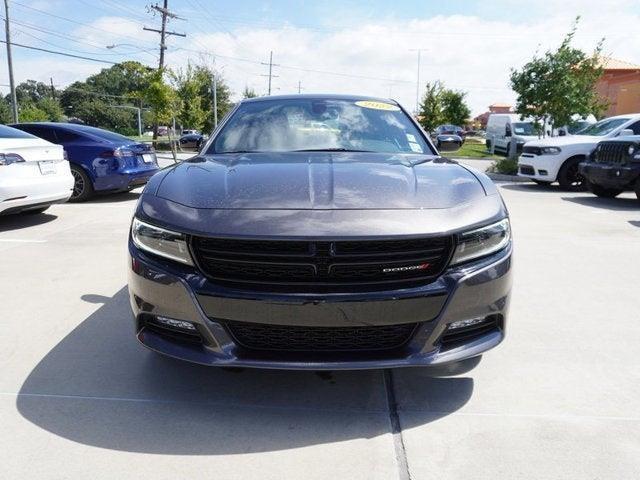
[383,369,412,480]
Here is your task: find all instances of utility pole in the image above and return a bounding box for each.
[143,1,186,70]
[297,80,302,94]
[4,0,18,122]
[409,48,428,114]
[261,51,279,95]
[50,77,55,98]
[211,74,218,128]
[143,1,185,139]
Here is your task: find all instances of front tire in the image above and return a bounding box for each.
[587,180,623,198]
[557,157,586,191]
[69,165,94,202]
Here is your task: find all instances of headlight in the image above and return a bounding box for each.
[131,217,194,265]
[540,147,561,155]
[451,218,511,265]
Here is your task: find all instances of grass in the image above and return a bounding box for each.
[452,141,501,159]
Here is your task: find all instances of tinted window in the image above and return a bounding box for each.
[0,124,37,139]
[209,98,431,155]
[55,130,83,142]
[68,124,132,143]
[627,121,640,135]
[17,125,58,143]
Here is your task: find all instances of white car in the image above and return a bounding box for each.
[0,124,74,215]
[517,114,640,190]
[485,113,539,154]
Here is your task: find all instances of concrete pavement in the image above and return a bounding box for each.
[1,180,639,479]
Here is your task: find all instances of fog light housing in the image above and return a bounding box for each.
[155,316,197,331]
[447,317,486,330]
[538,169,548,176]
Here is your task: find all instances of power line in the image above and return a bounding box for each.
[0,39,117,64]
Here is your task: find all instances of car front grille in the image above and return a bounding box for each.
[225,320,418,352]
[190,236,454,291]
[595,142,633,165]
[519,164,535,175]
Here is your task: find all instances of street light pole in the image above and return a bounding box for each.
[111,105,142,137]
[4,0,18,122]
[409,48,428,114]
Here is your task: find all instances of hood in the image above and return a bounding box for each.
[525,135,602,147]
[153,152,486,210]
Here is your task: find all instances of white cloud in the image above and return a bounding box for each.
[3,5,639,118]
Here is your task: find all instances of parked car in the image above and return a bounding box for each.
[11,123,160,202]
[179,133,205,150]
[433,124,466,141]
[182,129,200,135]
[128,94,512,370]
[579,135,640,201]
[517,114,640,190]
[485,114,538,154]
[433,125,465,151]
[0,124,73,215]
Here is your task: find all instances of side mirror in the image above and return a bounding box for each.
[619,129,634,137]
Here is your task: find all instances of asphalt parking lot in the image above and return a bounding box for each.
[1,165,639,479]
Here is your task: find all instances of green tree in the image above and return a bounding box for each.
[510,18,606,135]
[171,64,207,131]
[417,81,444,132]
[440,90,471,127]
[242,86,258,99]
[192,65,233,132]
[59,61,152,133]
[0,98,14,123]
[142,69,179,131]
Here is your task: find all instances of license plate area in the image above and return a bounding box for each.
[38,161,56,175]
[142,153,156,164]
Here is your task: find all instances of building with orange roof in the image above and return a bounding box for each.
[473,103,513,129]
[596,58,640,116]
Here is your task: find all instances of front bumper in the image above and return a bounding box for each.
[517,153,563,181]
[127,241,512,370]
[579,161,640,189]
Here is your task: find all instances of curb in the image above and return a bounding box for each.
[485,172,530,183]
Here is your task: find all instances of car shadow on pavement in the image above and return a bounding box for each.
[561,196,639,211]
[499,183,557,193]
[84,191,141,204]
[17,287,474,455]
[629,220,640,228]
[0,212,58,232]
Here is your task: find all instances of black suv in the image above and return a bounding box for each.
[580,136,640,200]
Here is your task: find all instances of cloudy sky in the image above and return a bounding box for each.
[1,0,639,116]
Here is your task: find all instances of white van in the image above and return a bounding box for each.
[485,114,539,154]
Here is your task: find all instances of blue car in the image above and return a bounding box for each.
[10,122,159,201]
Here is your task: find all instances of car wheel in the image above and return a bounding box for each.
[24,206,49,214]
[557,157,586,191]
[635,178,640,202]
[586,180,623,198]
[532,180,552,186]
[69,165,94,202]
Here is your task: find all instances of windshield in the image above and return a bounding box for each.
[575,118,629,136]
[512,122,536,135]
[209,98,431,155]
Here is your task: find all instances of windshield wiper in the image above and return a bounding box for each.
[292,148,374,152]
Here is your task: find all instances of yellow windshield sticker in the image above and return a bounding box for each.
[355,100,400,111]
